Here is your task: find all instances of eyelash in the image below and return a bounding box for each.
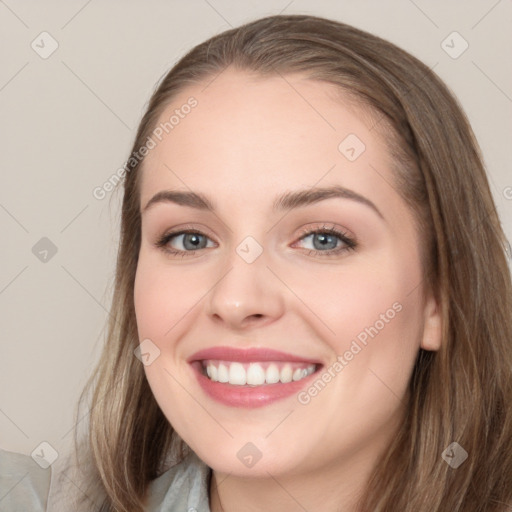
[154,224,357,259]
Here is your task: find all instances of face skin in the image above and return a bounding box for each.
[133,68,442,512]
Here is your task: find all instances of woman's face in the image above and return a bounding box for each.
[134,69,441,478]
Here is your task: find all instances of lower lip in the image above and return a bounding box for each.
[191,362,320,408]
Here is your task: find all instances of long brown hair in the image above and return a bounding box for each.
[69,14,512,511]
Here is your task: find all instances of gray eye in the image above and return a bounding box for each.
[302,233,340,251]
[178,233,209,250]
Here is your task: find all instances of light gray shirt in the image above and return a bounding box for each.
[0,448,211,512]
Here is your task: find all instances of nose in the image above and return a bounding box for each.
[206,249,285,331]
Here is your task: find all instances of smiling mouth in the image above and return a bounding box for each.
[188,346,324,406]
[200,360,317,386]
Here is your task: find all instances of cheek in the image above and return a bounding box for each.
[303,258,425,407]
[286,247,425,386]
[286,251,423,347]
[133,258,209,433]
[133,257,206,343]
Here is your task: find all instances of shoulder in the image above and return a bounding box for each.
[0,448,51,512]
[145,450,211,512]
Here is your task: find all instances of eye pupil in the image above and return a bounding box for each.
[313,233,337,250]
[183,233,206,250]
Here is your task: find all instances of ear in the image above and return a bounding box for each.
[420,292,442,351]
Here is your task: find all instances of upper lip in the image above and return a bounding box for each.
[188,346,323,365]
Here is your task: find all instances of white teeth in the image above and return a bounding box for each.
[266,364,280,384]
[217,363,229,383]
[293,368,306,381]
[280,365,293,383]
[247,363,266,385]
[204,361,316,386]
[207,365,218,381]
[229,362,246,385]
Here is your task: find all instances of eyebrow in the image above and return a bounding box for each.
[142,185,384,220]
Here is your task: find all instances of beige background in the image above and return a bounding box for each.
[1,0,511,460]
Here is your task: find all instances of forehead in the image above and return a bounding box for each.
[139,69,397,213]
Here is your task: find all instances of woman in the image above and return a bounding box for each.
[3,13,511,512]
